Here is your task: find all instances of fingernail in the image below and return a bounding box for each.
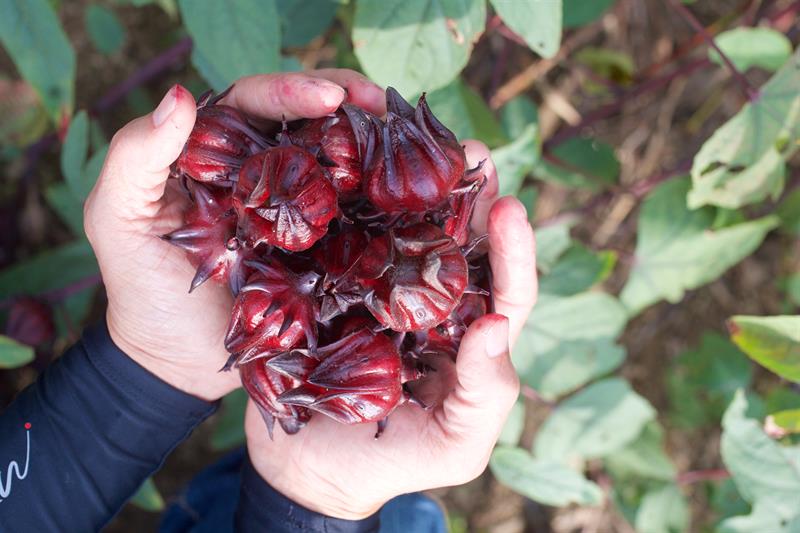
[485,316,509,358]
[152,85,178,127]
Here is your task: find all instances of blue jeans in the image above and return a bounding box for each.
[159,448,448,533]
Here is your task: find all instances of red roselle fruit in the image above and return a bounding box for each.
[172,88,271,185]
[291,105,380,198]
[5,297,55,347]
[166,85,493,438]
[239,145,337,252]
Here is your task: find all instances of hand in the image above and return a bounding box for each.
[245,142,538,519]
[83,70,386,401]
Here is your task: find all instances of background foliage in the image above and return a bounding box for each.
[1,0,798,531]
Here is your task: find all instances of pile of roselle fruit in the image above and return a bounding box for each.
[165,86,492,438]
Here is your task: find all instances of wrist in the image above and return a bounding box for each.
[247,449,385,520]
[106,312,233,402]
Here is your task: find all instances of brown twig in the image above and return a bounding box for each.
[667,0,759,100]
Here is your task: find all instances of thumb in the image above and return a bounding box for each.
[439,314,520,439]
[92,84,196,219]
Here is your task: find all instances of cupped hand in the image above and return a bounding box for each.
[84,70,386,402]
[245,141,538,519]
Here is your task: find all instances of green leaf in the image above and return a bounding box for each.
[85,4,126,55]
[500,96,538,140]
[772,409,800,434]
[604,422,676,482]
[276,0,338,47]
[688,47,800,209]
[719,502,800,533]
[498,399,525,446]
[620,177,778,316]
[517,186,538,217]
[711,479,751,525]
[668,332,752,428]
[533,223,571,273]
[720,390,800,526]
[517,291,627,359]
[535,137,620,189]
[0,335,35,369]
[729,315,800,383]
[45,183,85,236]
[489,0,562,58]
[764,387,800,414]
[423,79,506,147]
[521,338,625,400]
[61,110,89,199]
[533,377,656,462]
[782,273,800,308]
[493,123,540,197]
[574,47,634,85]
[0,0,76,123]
[490,446,603,507]
[352,0,486,96]
[130,477,165,512]
[710,28,792,72]
[538,243,616,296]
[634,484,689,533]
[777,187,800,235]
[562,0,615,28]
[180,0,281,92]
[211,389,248,450]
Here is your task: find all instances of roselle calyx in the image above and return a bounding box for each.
[357,222,469,331]
[366,89,466,213]
[224,260,320,368]
[240,357,311,438]
[172,88,270,185]
[239,145,337,252]
[291,105,380,198]
[272,328,422,426]
[166,84,493,438]
[162,181,255,294]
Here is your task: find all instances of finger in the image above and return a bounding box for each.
[90,84,196,219]
[488,196,537,345]
[438,314,519,439]
[462,140,498,236]
[221,72,345,121]
[307,68,387,116]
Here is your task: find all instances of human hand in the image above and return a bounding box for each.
[245,142,538,519]
[83,70,386,401]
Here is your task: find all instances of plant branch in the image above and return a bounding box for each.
[92,37,193,114]
[676,468,730,485]
[667,0,759,100]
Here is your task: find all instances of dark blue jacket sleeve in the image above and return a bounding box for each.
[0,321,218,532]
[236,455,380,533]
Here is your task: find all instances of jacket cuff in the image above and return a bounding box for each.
[236,455,380,533]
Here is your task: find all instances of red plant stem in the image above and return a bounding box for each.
[667,0,759,100]
[42,274,103,304]
[92,37,193,114]
[676,468,730,485]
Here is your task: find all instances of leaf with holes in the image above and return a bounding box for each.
[352,0,486,96]
[689,47,800,209]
